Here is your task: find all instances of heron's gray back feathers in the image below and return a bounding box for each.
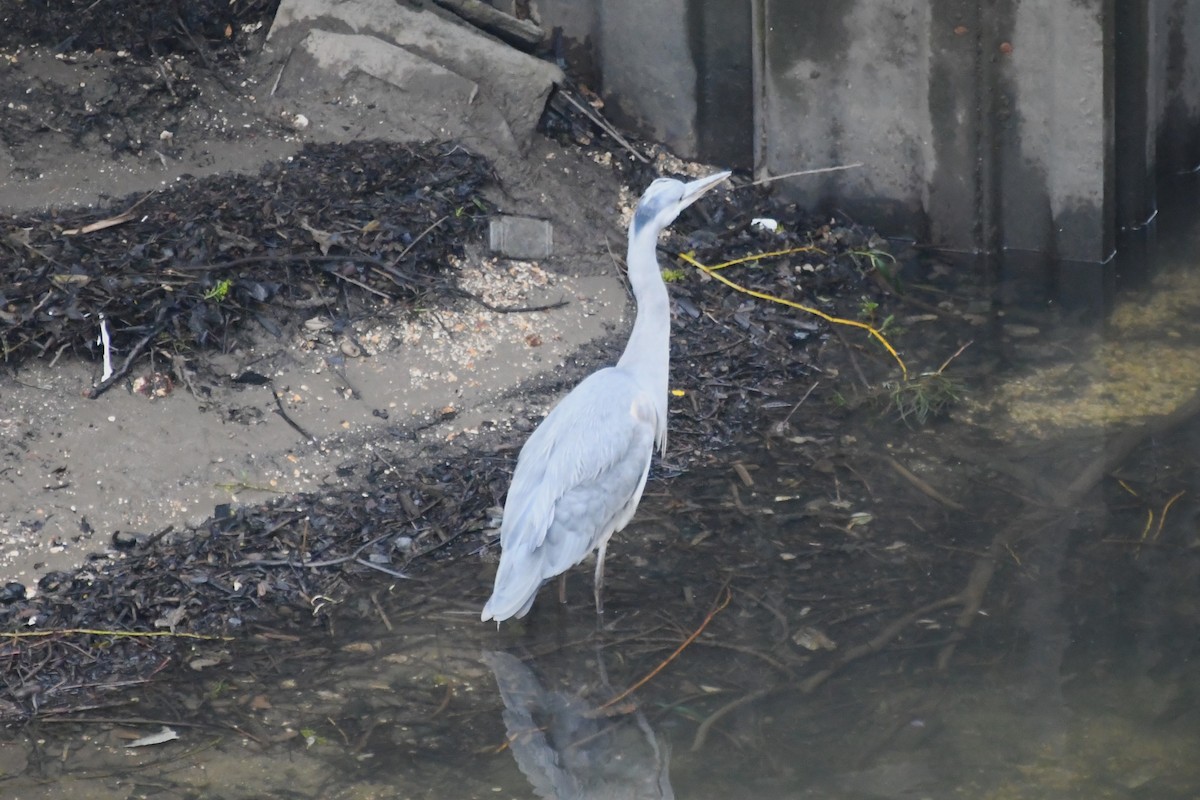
[481,368,660,621]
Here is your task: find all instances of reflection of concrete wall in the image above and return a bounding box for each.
[534,0,1200,272]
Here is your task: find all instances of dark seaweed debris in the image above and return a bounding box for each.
[0,448,505,722]
[0,0,281,60]
[0,116,901,724]
[0,48,220,169]
[0,180,893,723]
[0,140,493,378]
[658,197,893,468]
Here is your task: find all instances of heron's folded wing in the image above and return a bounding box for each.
[502,369,655,553]
[482,369,657,620]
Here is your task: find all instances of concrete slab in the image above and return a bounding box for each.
[281,28,519,154]
[489,215,554,259]
[267,0,563,154]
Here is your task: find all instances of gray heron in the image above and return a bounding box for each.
[482,170,732,622]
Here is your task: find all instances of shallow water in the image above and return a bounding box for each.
[3,446,1197,800]
[5,217,1200,800]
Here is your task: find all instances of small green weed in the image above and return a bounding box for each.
[848,248,899,288]
[203,279,232,302]
[883,372,963,426]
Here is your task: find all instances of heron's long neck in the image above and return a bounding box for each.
[617,226,670,415]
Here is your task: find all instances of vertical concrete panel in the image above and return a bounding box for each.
[1113,0,1158,291]
[992,1,1050,259]
[754,2,848,181]
[596,0,698,154]
[1147,0,1173,145]
[1157,0,1200,172]
[534,0,1200,303]
[756,0,1119,266]
[926,0,986,253]
[688,0,754,169]
[1115,0,1156,232]
[756,0,933,234]
[1004,0,1112,262]
[530,0,597,42]
[531,0,600,83]
[537,0,750,165]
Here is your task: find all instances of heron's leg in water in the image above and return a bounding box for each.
[557,573,567,605]
[593,541,608,615]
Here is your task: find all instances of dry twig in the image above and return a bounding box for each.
[601,587,732,710]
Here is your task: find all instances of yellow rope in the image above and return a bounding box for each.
[677,250,908,379]
[703,246,825,271]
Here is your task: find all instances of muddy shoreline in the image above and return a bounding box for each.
[0,6,912,724]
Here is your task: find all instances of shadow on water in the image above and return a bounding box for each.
[6,214,1200,800]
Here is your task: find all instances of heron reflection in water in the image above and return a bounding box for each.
[482,650,674,799]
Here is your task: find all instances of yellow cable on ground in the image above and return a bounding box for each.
[677,250,908,379]
[703,246,825,271]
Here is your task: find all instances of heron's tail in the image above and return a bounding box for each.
[481,547,544,622]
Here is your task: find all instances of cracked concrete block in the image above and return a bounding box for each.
[268,0,562,152]
[488,215,553,260]
[285,29,503,147]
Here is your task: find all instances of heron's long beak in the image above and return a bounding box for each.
[679,170,732,210]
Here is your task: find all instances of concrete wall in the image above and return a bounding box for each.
[755,2,936,239]
[598,0,697,147]
[690,0,754,168]
[1154,0,1200,175]
[535,0,1200,298]
[756,0,1114,266]
[533,0,752,168]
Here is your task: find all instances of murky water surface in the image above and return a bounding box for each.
[5,220,1200,798]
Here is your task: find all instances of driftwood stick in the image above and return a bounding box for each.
[691,686,773,752]
[886,455,965,510]
[555,88,651,164]
[431,0,544,49]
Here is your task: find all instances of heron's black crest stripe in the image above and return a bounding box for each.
[632,201,657,236]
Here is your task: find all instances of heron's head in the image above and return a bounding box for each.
[632,170,732,237]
